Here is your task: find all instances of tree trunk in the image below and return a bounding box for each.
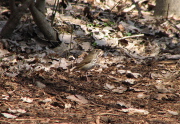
[0,0,33,38]
[154,0,180,18]
[35,0,46,14]
[29,2,57,41]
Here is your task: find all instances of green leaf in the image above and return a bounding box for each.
[125,33,132,36]
[92,42,97,46]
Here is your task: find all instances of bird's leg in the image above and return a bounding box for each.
[85,71,90,82]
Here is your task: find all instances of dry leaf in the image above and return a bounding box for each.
[121,108,149,115]
[21,97,33,103]
[66,95,88,104]
[1,113,17,119]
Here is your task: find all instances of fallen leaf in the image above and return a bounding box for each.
[66,95,88,104]
[21,97,33,103]
[104,83,115,90]
[167,110,179,115]
[121,108,149,115]
[35,81,46,88]
[1,113,17,119]
[112,86,127,93]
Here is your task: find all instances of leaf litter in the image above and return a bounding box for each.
[0,0,180,123]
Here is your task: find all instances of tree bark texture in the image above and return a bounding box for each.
[154,0,180,17]
[29,3,57,41]
[35,0,46,14]
[0,0,33,38]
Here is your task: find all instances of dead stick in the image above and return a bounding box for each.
[119,34,144,40]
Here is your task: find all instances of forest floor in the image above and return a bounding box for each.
[0,0,180,123]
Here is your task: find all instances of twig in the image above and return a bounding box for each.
[166,3,170,19]
[95,113,122,116]
[51,0,59,25]
[56,95,67,105]
[16,118,50,121]
[119,34,144,40]
[110,1,121,12]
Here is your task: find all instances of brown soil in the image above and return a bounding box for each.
[0,58,179,124]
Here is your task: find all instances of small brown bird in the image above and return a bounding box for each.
[75,49,102,70]
[75,49,102,81]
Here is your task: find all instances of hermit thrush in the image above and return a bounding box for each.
[75,49,102,81]
[75,49,102,71]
